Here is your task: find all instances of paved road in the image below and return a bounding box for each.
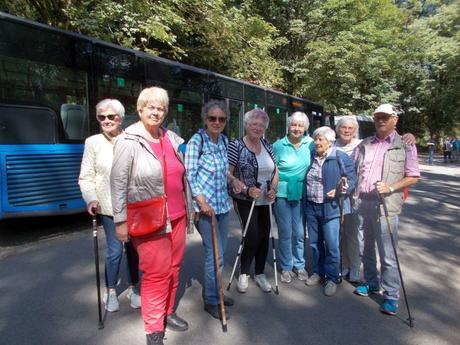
[0,162,459,345]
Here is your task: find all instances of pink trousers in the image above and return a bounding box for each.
[132,215,186,333]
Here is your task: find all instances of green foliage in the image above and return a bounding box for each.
[0,0,458,135]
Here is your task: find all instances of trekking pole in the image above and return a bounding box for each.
[338,177,346,284]
[376,183,414,328]
[266,180,279,295]
[226,183,260,291]
[92,213,104,329]
[211,213,227,332]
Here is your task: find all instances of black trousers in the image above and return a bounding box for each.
[235,199,271,275]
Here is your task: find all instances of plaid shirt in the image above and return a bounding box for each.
[185,129,231,214]
[306,153,328,203]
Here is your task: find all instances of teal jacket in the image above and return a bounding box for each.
[273,135,314,201]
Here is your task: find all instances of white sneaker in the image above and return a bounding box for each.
[103,290,120,312]
[127,286,141,309]
[305,273,322,286]
[254,274,272,293]
[237,274,249,293]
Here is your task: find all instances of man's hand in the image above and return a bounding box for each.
[116,222,129,242]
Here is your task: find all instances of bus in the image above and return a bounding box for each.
[0,12,324,219]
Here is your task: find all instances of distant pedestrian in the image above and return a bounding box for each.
[304,126,356,296]
[272,112,314,284]
[443,137,453,162]
[79,98,141,313]
[353,104,420,316]
[427,135,436,165]
[111,87,194,345]
[452,138,460,162]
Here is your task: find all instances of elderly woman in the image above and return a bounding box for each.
[185,100,241,320]
[79,99,140,312]
[228,109,278,293]
[304,126,356,296]
[334,116,362,283]
[111,87,193,345]
[272,112,314,283]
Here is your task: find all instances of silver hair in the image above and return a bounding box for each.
[312,126,336,143]
[335,116,359,133]
[201,99,229,122]
[96,99,125,119]
[287,111,310,130]
[243,108,269,129]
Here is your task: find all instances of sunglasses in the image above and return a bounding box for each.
[97,114,117,122]
[207,116,227,124]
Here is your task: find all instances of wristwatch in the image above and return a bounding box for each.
[389,186,395,194]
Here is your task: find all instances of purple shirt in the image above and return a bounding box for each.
[355,131,420,194]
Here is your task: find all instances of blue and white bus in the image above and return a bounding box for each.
[0,12,324,219]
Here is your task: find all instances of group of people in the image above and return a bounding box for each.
[79,86,420,345]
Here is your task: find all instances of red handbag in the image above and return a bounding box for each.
[127,136,168,237]
[127,195,167,237]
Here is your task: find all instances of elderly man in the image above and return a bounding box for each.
[352,104,419,316]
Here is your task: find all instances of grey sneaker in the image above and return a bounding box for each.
[305,273,322,286]
[280,270,293,284]
[127,286,141,309]
[104,290,120,312]
[237,274,249,293]
[254,274,272,293]
[324,280,337,296]
[293,268,308,281]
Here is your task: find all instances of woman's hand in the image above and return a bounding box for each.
[231,178,246,194]
[326,189,336,199]
[248,186,262,199]
[115,222,129,242]
[87,201,99,216]
[196,195,214,217]
[266,188,277,201]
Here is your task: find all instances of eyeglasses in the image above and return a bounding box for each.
[97,114,117,122]
[207,116,227,124]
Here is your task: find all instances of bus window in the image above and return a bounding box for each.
[0,104,58,144]
[266,106,287,142]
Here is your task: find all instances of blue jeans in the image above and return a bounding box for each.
[358,200,400,301]
[428,147,434,165]
[305,202,340,283]
[274,198,305,271]
[196,212,229,305]
[101,215,139,288]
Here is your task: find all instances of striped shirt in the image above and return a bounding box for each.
[185,128,231,214]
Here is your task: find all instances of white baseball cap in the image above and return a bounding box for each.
[373,104,397,116]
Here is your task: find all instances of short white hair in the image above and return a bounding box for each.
[335,116,359,133]
[243,108,269,129]
[96,99,125,119]
[287,111,310,130]
[312,126,336,143]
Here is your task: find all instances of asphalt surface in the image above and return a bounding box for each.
[0,159,459,345]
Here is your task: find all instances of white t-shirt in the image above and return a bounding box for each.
[256,145,275,206]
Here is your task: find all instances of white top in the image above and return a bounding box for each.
[79,133,116,216]
[256,145,275,206]
[334,138,362,156]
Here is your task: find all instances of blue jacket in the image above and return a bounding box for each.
[304,148,356,220]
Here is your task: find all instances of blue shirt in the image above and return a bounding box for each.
[272,135,315,201]
[185,129,231,214]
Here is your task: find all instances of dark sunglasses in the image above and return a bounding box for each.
[207,116,227,124]
[97,114,117,121]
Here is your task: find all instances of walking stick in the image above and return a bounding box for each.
[338,177,346,284]
[211,213,227,332]
[266,181,279,295]
[376,184,414,328]
[226,183,260,291]
[92,213,104,329]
